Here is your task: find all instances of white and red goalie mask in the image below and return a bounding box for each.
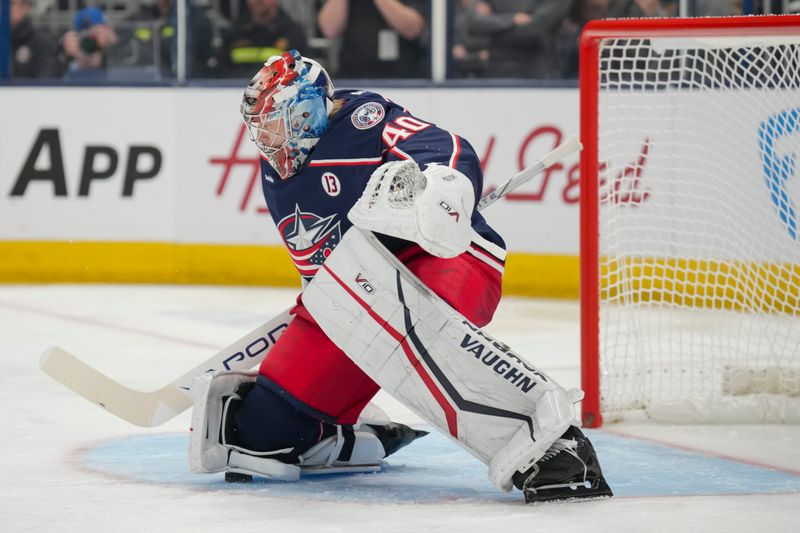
[240,50,334,180]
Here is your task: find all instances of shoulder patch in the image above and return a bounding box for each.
[351,102,385,130]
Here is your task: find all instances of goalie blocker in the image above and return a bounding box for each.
[303,228,612,502]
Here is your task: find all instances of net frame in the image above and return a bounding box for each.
[579,15,800,427]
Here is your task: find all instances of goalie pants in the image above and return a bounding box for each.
[258,244,504,425]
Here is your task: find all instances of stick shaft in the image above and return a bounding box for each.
[40,307,293,426]
[476,134,582,211]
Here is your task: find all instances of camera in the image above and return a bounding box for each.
[79,32,99,54]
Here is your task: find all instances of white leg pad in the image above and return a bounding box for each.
[189,370,257,474]
[302,228,582,491]
[228,451,301,481]
[489,388,583,491]
[300,426,384,467]
[189,370,387,481]
[356,401,391,426]
[299,425,385,475]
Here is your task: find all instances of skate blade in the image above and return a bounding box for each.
[523,477,613,504]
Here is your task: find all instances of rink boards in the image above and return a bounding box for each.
[2,86,795,297]
[0,86,581,296]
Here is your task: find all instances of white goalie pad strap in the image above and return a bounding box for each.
[189,370,387,480]
[228,451,301,481]
[228,427,386,480]
[303,228,579,491]
[300,426,386,469]
[348,161,477,258]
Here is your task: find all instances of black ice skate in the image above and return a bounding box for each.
[366,422,429,457]
[512,426,613,503]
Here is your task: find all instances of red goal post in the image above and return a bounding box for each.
[579,15,800,428]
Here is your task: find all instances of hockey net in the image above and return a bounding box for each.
[579,16,800,426]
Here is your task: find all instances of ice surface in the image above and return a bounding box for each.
[2,285,799,532]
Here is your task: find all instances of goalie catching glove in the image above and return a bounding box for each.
[348,160,476,258]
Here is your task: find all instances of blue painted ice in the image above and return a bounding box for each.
[80,427,800,502]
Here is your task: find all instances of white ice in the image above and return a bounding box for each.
[1,284,799,532]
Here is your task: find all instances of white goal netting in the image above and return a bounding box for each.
[595,33,800,423]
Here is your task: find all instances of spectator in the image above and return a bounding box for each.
[452,0,492,78]
[61,6,118,79]
[10,0,61,78]
[120,0,216,78]
[659,0,741,16]
[218,0,308,78]
[463,0,571,79]
[609,0,669,17]
[555,0,611,78]
[317,0,428,78]
[696,0,743,15]
[216,0,247,21]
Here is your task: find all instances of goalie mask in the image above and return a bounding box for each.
[241,50,334,180]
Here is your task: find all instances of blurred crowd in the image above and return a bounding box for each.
[6,0,771,81]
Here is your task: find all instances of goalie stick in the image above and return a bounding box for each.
[39,135,582,427]
[477,134,582,211]
[40,308,293,427]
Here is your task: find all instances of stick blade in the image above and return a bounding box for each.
[40,347,191,427]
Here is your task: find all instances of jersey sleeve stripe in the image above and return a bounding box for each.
[448,133,461,168]
[389,145,413,160]
[467,232,507,273]
[472,232,507,260]
[308,157,384,167]
[467,246,505,273]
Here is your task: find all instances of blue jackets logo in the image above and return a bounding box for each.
[277,204,342,278]
[351,102,385,130]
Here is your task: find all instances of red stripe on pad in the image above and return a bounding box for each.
[320,263,459,438]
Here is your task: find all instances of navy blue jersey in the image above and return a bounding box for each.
[260,90,506,282]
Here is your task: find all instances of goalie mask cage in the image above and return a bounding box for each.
[579,15,800,427]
